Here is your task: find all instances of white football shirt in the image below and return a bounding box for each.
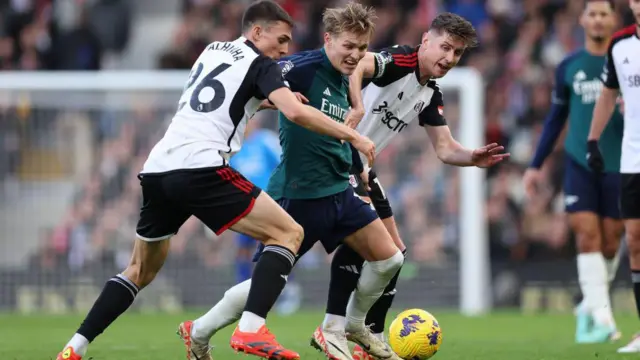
[601,25,640,173]
[356,45,446,161]
[141,36,286,174]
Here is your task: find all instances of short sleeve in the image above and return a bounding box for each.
[551,59,570,105]
[370,45,418,87]
[254,56,287,99]
[418,82,446,127]
[601,42,619,89]
[277,51,321,93]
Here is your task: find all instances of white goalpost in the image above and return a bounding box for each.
[0,67,489,315]
[438,67,490,316]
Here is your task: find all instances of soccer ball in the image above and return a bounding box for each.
[388,309,442,360]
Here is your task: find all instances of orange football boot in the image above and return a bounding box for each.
[56,346,82,360]
[230,325,300,360]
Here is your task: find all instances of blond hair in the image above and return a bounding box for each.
[322,2,377,37]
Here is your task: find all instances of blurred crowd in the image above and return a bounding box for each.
[2,0,637,272]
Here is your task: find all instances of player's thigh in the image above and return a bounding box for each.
[563,155,599,216]
[131,173,193,286]
[381,216,405,251]
[171,166,299,249]
[343,219,398,261]
[136,174,192,242]
[335,187,398,261]
[231,191,304,251]
[252,196,336,263]
[620,174,640,267]
[568,212,602,253]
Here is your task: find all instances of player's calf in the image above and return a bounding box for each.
[57,238,169,359]
[569,212,615,329]
[602,217,624,282]
[190,280,251,344]
[342,224,403,359]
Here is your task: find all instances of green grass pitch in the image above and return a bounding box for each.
[1,310,638,360]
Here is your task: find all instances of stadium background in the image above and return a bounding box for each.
[0,0,638,317]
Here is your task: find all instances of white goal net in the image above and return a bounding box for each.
[0,68,488,315]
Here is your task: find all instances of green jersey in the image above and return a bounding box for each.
[531,49,623,172]
[267,49,352,199]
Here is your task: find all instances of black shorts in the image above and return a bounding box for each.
[621,173,640,219]
[136,166,261,241]
[349,166,393,219]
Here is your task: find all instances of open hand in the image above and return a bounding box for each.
[471,143,510,168]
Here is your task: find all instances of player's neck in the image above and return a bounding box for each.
[584,39,608,56]
[416,58,432,85]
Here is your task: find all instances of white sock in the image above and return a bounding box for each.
[577,252,615,327]
[605,251,621,284]
[238,311,266,333]
[323,313,346,332]
[346,251,404,332]
[65,333,89,357]
[191,280,250,343]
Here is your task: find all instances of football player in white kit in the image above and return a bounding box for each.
[313,13,510,360]
[587,0,640,352]
[55,2,375,360]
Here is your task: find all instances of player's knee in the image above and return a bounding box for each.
[369,250,404,276]
[574,228,601,253]
[626,228,640,261]
[601,241,620,259]
[278,222,303,253]
[122,262,159,289]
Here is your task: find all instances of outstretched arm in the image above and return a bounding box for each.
[425,125,508,167]
[418,82,509,167]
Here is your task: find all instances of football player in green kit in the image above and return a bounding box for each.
[523,0,623,344]
[179,3,406,360]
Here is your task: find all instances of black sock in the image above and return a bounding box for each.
[326,245,365,316]
[77,274,139,342]
[244,245,295,318]
[365,249,406,333]
[632,270,640,318]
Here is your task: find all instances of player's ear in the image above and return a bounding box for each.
[251,24,263,41]
[578,11,587,28]
[323,32,332,46]
[421,31,429,46]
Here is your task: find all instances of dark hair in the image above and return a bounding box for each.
[241,0,294,32]
[429,12,478,48]
[585,0,615,10]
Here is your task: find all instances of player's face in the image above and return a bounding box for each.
[581,1,615,42]
[631,0,640,25]
[253,21,293,60]
[420,31,466,78]
[324,31,370,75]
